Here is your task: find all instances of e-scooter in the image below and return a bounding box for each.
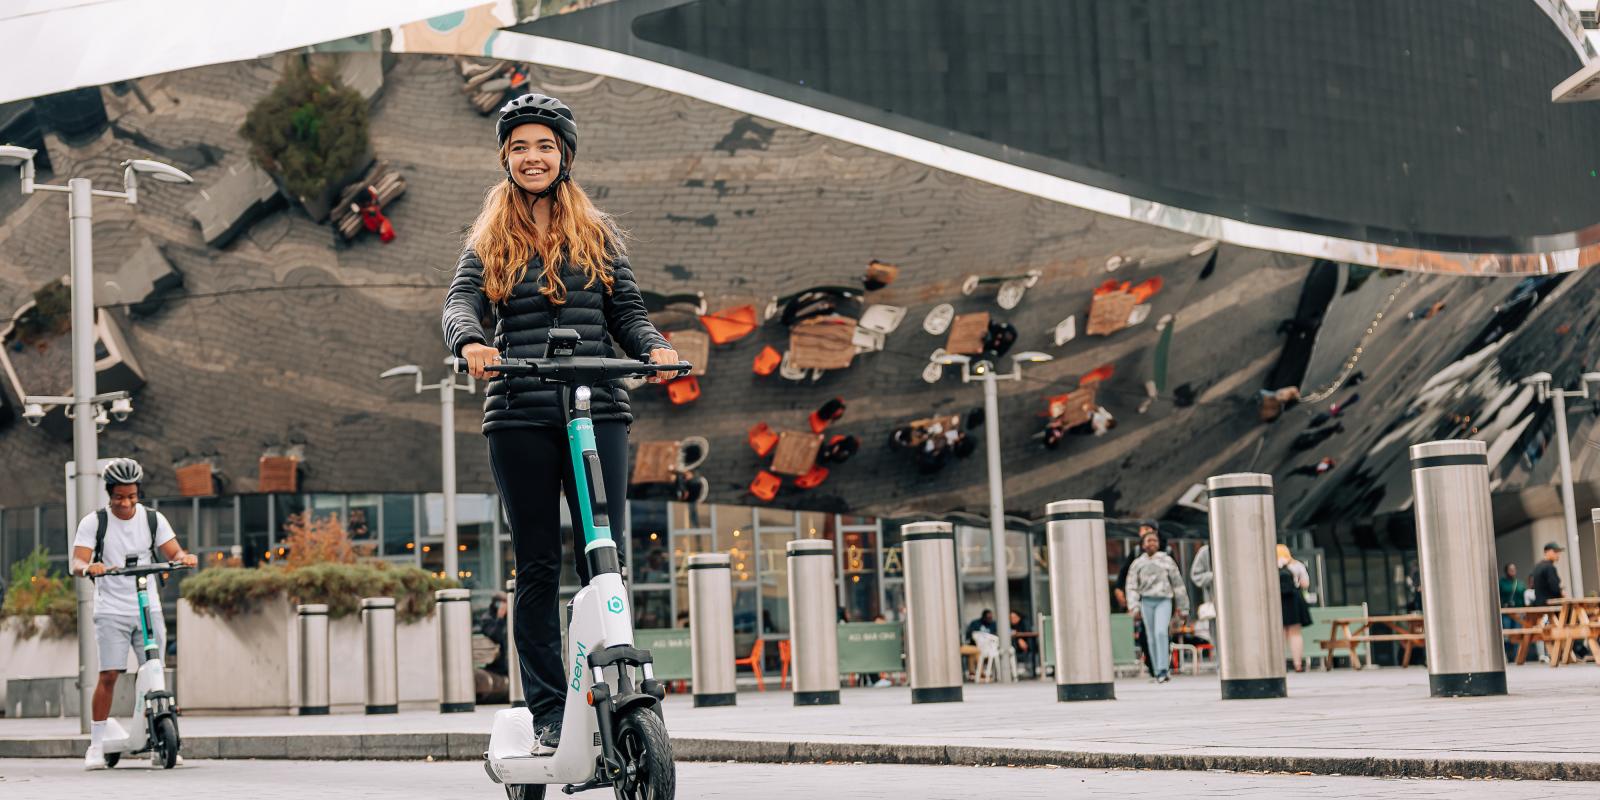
[458,328,690,800]
[93,558,190,769]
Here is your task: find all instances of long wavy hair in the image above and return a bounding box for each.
[468,139,620,305]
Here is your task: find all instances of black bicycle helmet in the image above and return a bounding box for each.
[495,93,577,198]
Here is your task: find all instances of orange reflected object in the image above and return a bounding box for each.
[1130,277,1164,303]
[794,465,829,489]
[667,375,701,405]
[1079,363,1116,385]
[749,470,782,502]
[700,305,758,344]
[748,422,779,457]
[752,345,782,376]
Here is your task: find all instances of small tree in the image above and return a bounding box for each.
[279,511,375,567]
[239,57,371,207]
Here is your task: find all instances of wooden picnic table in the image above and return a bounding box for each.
[944,311,990,355]
[904,414,961,447]
[1502,605,1563,665]
[1318,614,1425,669]
[789,315,857,370]
[630,440,682,486]
[770,430,823,476]
[1547,598,1600,667]
[665,329,709,376]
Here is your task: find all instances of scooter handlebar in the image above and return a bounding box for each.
[449,356,693,380]
[96,561,192,578]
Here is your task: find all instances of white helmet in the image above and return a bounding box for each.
[103,458,144,486]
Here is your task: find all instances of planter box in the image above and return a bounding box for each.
[0,616,78,715]
[176,597,438,714]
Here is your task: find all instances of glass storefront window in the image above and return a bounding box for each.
[41,504,67,556]
[671,501,708,531]
[956,524,991,576]
[382,494,416,558]
[631,501,670,585]
[798,511,832,540]
[240,495,269,567]
[840,527,879,623]
[196,496,235,551]
[309,493,344,526]
[2,508,37,577]
[633,589,670,631]
[758,507,795,528]
[347,494,379,544]
[758,529,791,635]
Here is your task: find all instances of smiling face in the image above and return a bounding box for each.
[505,122,562,194]
[108,483,139,521]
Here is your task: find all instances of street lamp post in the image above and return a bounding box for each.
[1522,371,1600,597]
[934,350,1054,682]
[381,360,475,581]
[0,146,193,733]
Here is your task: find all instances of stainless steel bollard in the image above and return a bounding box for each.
[787,539,841,705]
[902,521,963,703]
[1410,440,1507,697]
[688,553,737,707]
[361,597,398,715]
[1045,500,1115,701]
[296,603,330,715]
[436,588,475,713]
[506,579,524,708]
[1206,473,1286,699]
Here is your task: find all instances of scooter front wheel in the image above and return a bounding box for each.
[613,706,674,800]
[505,783,546,800]
[154,717,179,769]
[104,752,121,769]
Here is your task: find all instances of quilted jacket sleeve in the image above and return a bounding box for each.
[603,254,670,359]
[442,248,491,358]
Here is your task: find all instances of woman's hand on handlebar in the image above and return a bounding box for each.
[84,562,107,577]
[646,347,680,384]
[462,342,502,381]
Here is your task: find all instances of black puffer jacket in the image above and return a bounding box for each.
[441,248,669,432]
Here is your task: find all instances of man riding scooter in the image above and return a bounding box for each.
[69,458,198,770]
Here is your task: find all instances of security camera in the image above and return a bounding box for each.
[93,405,109,433]
[1583,372,1600,386]
[22,402,45,427]
[1522,372,1553,387]
[110,396,133,422]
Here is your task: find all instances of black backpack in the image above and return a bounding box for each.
[93,504,162,571]
[1278,565,1297,594]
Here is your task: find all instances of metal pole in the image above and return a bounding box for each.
[441,375,459,581]
[1553,391,1585,597]
[979,369,1014,682]
[69,178,99,734]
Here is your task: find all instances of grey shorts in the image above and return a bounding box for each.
[93,613,166,673]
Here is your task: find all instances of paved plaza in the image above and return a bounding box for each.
[3,664,1596,783]
[3,758,1596,800]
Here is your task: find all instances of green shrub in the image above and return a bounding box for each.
[13,281,72,344]
[1,547,76,638]
[239,57,371,204]
[181,561,455,624]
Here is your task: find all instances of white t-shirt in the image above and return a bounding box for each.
[71,505,176,618]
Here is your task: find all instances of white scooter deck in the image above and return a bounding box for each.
[486,571,638,786]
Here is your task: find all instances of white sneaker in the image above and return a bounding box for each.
[84,744,107,770]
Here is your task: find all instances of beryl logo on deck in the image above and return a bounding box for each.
[570,641,587,691]
[606,596,624,614]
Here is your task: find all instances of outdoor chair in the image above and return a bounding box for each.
[734,638,768,690]
[749,470,781,502]
[752,345,782,376]
[973,631,1002,683]
[747,422,779,457]
[793,465,829,489]
[666,375,700,405]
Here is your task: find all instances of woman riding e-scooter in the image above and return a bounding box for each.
[441,93,677,754]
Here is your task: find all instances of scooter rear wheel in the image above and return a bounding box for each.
[505,783,546,800]
[104,752,121,769]
[154,717,179,769]
[613,706,674,800]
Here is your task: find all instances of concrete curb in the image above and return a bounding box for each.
[4,733,1595,781]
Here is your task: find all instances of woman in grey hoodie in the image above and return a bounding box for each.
[1125,530,1191,682]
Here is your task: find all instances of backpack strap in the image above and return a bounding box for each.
[146,505,160,562]
[93,509,108,565]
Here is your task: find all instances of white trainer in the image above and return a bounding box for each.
[84,744,107,770]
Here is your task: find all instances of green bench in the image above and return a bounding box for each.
[837,622,905,684]
[634,628,692,681]
[1040,613,1141,677]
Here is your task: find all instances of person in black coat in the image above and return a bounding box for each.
[442,94,676,753]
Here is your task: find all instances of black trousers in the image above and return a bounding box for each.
[488,422,629,727]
